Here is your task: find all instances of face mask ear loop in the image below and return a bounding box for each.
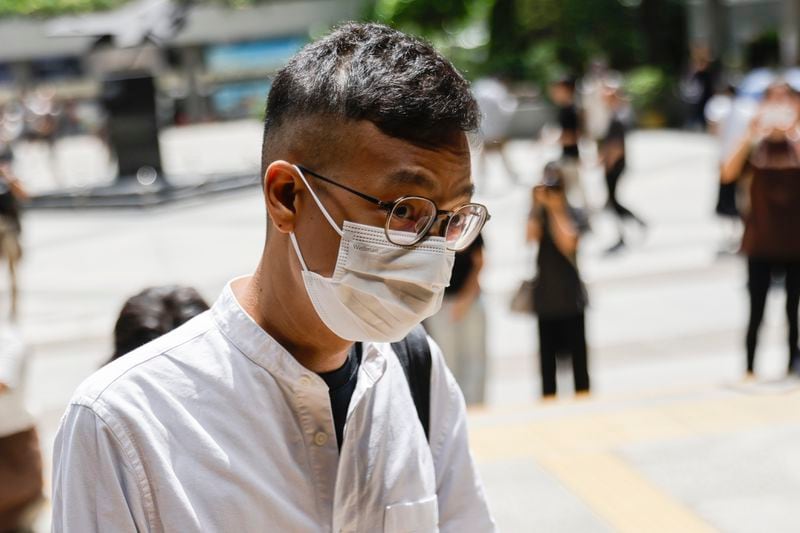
[292,165,344,237]
[289,233,309,272]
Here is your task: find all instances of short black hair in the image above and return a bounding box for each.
[110,285,209,362]
[261,22,479,176]
[553,75,577,91]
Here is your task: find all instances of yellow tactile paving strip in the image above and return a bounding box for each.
[469,389,800,532]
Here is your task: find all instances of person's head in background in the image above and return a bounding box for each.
[111,286,209,362]
[755,80,800,143]
[602,83,624,109]
[762,80,796,106]
[549,76,577,106]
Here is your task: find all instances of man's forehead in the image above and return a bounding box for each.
[285,117,471,196]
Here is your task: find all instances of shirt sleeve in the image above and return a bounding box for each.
[51,402,151,532]
[427,338,496,533]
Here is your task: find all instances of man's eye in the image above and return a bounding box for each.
[394,205,414,220]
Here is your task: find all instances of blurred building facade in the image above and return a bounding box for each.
[687,0,800,67]
[0,0,365,124]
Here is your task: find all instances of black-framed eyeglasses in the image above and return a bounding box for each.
[296,165,490,252]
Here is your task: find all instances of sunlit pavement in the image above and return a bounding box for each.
[10,124,800,531]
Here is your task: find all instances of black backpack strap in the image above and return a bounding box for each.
[391,324,432,441]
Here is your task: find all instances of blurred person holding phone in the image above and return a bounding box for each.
[722,80,800,376]
[526,162,590,398]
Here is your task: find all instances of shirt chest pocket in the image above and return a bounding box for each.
[383,495,438,533]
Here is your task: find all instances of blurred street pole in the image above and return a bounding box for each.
[781,0,800,66]
[707,0,728,59]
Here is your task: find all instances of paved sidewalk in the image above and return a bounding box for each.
[7,125,799,531]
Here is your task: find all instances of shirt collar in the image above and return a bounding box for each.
[211,277,387,385]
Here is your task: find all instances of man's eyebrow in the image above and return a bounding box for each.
[454,181,476,200]
[383,169,438,191]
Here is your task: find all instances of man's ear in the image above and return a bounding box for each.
[264,160,302,234]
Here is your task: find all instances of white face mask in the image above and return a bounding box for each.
[289,165,455,342]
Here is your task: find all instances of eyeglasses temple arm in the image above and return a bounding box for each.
[297,166,393,210]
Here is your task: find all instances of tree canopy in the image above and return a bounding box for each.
[1,0,124,17]
[371,0,687,83]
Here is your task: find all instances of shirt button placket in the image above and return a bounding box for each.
[313,431,329,447]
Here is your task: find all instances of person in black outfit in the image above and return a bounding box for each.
[549,77,586,208]
[526,162,590,398]
[600,87,646,254]
[683,46,716,131]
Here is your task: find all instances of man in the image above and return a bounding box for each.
[52,23,495,532]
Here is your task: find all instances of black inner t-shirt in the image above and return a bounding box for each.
[317,343,362,451]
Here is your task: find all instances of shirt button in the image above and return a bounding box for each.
[298,375,312,387]
[313,431,329,446]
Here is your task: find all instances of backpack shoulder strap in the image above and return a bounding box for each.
[391,324,432,441]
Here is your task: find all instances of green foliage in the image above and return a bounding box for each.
[0,0,124,17]
[745,30,780,69]
[373,0,491,33]
[488,0,648,79]
[0,0,257,17]
[370,0,687,87]
[625,66,668,111]
[373,0,472,32]
[521,40,564,86]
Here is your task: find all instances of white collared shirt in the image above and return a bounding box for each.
[52,280,495,532]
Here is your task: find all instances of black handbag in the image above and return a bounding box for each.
[510,278,537,314]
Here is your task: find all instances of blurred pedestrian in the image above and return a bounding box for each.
[52,23,495,532]
[581,59,613,144]
[110,285,210,363]
[549,76,587,208]
[473,77,519,188]
[722,81,800,376]
[425,234,487,405]
[0,147,26,322]
[705,84,745,254]
[22,89,61,185]
[681,45,716,131]
[0,324,44,531]
[599,85,646,254]
[527,162,590,398]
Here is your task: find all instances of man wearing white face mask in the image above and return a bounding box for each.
[52,22,495,533]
